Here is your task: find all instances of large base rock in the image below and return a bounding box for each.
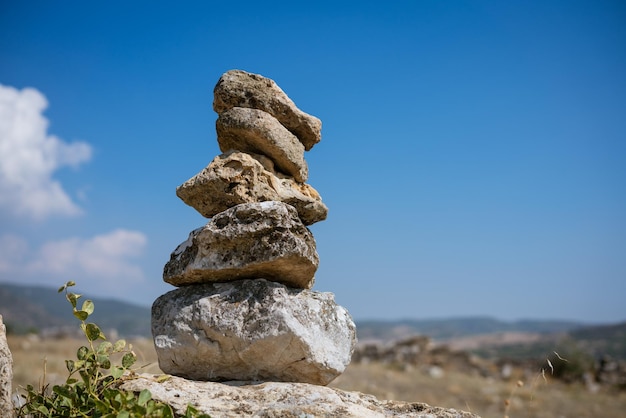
[176,151,327,225]
[163,201,318,289]
[152,279,356,385]
[121,374,481,418]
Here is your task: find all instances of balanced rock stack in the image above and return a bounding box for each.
[152,70,357,386]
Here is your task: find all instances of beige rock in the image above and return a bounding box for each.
[216,107,308,183]
[163,201,318,289]
[214,69,322,151]
[176,151,327,225]
[0,315,14,418]
[121,374,481,418]
[152,279,356,385]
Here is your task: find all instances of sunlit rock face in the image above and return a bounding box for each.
[163,201,318,289]
[152,279,356,385]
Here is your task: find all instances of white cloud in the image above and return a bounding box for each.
[0,84,92,220]
[0,230,148,297]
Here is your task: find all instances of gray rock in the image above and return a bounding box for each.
[176,151,327,225]
[163,201,318,289]
[121,374,481,418]
[214,69,322,151]
[216,107,308,183]
[0,315,14,418]
[152,279,357,385]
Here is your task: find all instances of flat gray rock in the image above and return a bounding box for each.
[163,201,318,289]
[152,279,357,385]
[216,107,308,183]
[214,69,321,151]
[121,374,481,418]
[176,151,327,225]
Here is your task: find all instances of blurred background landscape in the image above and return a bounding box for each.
[3,281,625,417]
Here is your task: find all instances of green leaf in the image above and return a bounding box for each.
[122,352,136,369]
[97,354,111,369]
[111,366,124,379]
[36,405,49,414]
[98,341,113,354]
[163,404,175,418]
[85,323,105,341]
[52,385,73,399]
[113,339,126,352]
[77,346,89,360]
[73,310,89,321]
[116,412,130,418]
[82,299,95,315]
[67,292,80,308]
[137,389,152,406]
[65,359,75,372]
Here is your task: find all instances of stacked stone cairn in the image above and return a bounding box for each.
[152,70,357,386]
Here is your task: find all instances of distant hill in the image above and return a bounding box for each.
[0,282,152,337]
[356,317,585,341]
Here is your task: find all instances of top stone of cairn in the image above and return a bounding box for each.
[213,70,322,151]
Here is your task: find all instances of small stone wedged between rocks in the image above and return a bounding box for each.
[216,107,308,183]
[163,201,318,289]
[175,150,327,225]
[213,69,322,151]
[152,279,356,385]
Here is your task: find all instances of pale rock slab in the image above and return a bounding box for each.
[213,69,322,151]
[0,315,14,418]
[121,374,481,418]
[216,107,308,183]
[163,201,318,289]
[152,279,357,385]
[176,151,327,225]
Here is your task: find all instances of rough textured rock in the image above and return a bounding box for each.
[121,374,480,418]
[163,201,318,289]
[0,315,14,418]
[176,151,327,225]
[216,107,308,183]
[214,69,322,151]
[152,279,356,385]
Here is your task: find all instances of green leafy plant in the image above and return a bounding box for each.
[17,281,209,418]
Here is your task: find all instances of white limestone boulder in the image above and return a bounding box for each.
[216,107,308,183]
[163,201,318,289]
[176,151,327,225]
[152,279,357,385]
[213,69,321,151]
[121,374,481,418]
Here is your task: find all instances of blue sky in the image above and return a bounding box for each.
[0,1,624,323]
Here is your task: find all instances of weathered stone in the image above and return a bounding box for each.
[163,201,318,289]
[121,374,481,418]
[213,69,322,151]
[152,279,356,385]
[0,315,14,418]
[176,151,327,225]
[216,107,308,183]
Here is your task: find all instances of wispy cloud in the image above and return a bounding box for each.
[0,230,148,297]
[0,84,92,220]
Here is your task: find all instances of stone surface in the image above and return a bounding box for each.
[0,315,14,418]
[152,279,356,385]
[216,107,308,183]
[121,374,480,418]
[163,201,318,289]
[176,151,327,225]
[214,69,322,151]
